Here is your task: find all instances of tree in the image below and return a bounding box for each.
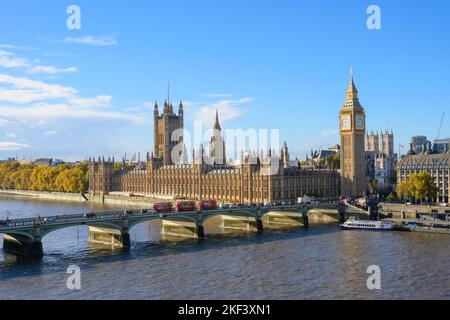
[0,161,89,193]
[367,179,378,193]
[386,192,397,203]
[396,181,407,200]
[414,172,437,203]
[327,154,340,169]
[114,162,136,172]
[396,172,437,203]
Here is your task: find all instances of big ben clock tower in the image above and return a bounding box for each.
[339,69,367,196]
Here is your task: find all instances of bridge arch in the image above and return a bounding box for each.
[127,214,197,231]
[1,230,35,242]
[202,210,258,224]
[38,221,124,240]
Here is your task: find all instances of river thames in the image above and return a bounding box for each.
[0,194,449,300]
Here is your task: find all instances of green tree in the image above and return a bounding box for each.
[367,179,378,193]
[114,162,136,172]
[386,192,397,203]
[327,154,340,169]
[396,172,437,203]
[414,172,437,203]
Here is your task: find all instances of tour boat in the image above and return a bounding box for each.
[340,216,394,231]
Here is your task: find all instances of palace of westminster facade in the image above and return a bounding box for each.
[89,73,367,202]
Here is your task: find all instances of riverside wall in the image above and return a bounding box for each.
[0,189,154,207]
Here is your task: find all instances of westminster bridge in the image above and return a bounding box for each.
[0,203,371,257]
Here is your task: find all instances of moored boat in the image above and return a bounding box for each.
[341,216,394,231]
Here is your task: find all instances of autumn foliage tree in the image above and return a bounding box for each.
[396,172,438,203]
[0,162,89,193]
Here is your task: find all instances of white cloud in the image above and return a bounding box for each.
[191,97,253,127]
[320,129,339,137]
[0,73,144,126]
[43,130,57,137]
[0,118,11,127]
[0,142,30,150]
[69,95,112,107]
[199,93,233,98]
[5,133,16,138]
[62,35,117,46]
[0,43,36,50]
[28,65,78,75]
[0,50,31,68]
[0,74,77,103]
[0,103,145,124]
[0,50,78,77]
[142,101,155,109]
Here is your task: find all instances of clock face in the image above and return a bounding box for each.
[342,117,350,129]
[356,116,364,129]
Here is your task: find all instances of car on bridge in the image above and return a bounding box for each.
[46,216,58,223]
[122,210,134,217]
[84,212,96,219]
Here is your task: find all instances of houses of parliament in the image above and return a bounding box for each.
[89,72,367,202]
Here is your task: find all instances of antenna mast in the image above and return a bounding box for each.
[437,112,445,140]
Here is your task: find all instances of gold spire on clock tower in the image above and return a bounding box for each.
[339,68,367,196]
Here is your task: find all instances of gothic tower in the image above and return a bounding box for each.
[281,141,290,168]
[365,131,380,153]
[339,69,367,196]
[209,110,226,165]
[153,95,184,166]
[380,130,394,156]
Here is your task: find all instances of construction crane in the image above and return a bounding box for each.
[436,112,445,140]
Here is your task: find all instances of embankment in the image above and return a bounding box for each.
[0,189,155,207]
[381,203,450,218]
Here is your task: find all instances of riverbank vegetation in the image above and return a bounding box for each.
[0,162,88,193]
[396,172,438,203]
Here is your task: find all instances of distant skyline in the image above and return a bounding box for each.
[0,0,449,161]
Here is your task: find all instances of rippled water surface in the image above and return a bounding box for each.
[1,194,450,300]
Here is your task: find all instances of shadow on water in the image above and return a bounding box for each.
[0,223,340,281]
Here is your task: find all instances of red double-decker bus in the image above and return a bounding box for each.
[175,201,197,212]
[152,202,173,213]
[198,200,217,210]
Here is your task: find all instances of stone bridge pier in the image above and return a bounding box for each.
[194,207,309,238]
[338,204,347,224]
[301,208,309,227]
[3,225,44,258]
[87,218,131,248]
[367,198,381,220]
[196,211,205,239]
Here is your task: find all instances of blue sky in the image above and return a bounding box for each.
[0,0,449,161]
